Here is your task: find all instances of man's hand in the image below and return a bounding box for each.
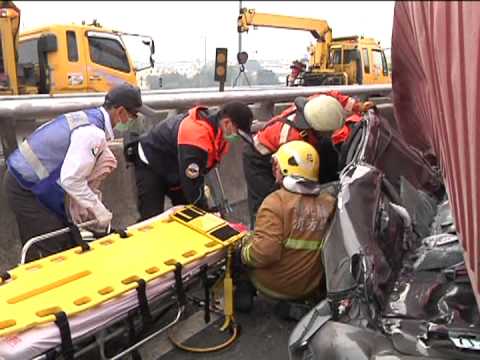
[91,204,113,229]
[360,101,376,113]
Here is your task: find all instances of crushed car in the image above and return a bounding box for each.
[289,2,480,358]
[288,111,480,359]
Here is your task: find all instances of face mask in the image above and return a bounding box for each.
[224,132,240,142]
[115,118,135,132]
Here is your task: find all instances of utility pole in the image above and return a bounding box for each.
[204,36,207,67]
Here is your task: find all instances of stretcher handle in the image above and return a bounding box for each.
[20,220,99,265]
[108,305,184,360]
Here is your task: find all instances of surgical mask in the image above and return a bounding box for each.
[224,132,240,142]
[115,118,135,132]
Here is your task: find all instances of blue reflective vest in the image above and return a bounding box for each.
[7,108,106,221]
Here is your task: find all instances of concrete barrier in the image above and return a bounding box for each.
[101,141,140,229]
[0,160,21,272]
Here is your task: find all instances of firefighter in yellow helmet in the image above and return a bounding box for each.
[237,141,336,309]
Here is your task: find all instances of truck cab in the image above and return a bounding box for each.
[303,36,391,86]
[16,23,153,94]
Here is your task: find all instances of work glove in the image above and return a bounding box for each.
[91,203,113,231]
[360,101,376,113]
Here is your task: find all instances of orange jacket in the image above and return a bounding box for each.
[140,106,230,208]
[178,106,230,169]
[253,91,363,155]
[331,113,363,145]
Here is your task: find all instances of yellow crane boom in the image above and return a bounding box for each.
[0,1,20,94]
[237,7,391,87]
[237,8,332,69]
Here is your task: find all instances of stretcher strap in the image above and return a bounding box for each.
[45,349,56,359]
[200,264,211,323]
[174,263,186,306]
[0,272,11,283]
[135,279,153,328]
[68,223,90,252]
[112,228,129,238]
[54,311,74,360]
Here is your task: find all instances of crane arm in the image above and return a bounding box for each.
[0,1,20,94]
[0,1,20,37]
[237,8,331,41]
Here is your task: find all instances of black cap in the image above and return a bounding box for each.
[219,101,254,134]
[104,83,147,117]
[292,96,311,130]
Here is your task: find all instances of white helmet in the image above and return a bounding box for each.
[294,95,346,132]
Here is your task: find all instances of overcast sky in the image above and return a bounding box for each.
[18,1,395,63]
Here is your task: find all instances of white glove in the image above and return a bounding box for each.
[91,203,113,230]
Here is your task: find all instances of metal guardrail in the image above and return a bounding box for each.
[0,84,392,157]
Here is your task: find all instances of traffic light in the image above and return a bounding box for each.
[214,48,228,82]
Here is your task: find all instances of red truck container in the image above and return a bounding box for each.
[392,1,480,310]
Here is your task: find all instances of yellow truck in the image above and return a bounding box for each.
[237,8,391,86]
[0,1,154,95]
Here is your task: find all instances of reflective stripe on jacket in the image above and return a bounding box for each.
[7,108,106,219]
[241,187,336,300]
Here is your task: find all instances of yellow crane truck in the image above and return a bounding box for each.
[237,8,391,86]
[0,1,155,95]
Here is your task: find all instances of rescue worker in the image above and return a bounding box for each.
[331,113,363,147]
[243,91,373,226]
[239,140,336,304]
[3,83,146,261]
[128,102,253,220]
[287,60,306,86]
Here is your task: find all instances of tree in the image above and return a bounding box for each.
[143,60,282,89]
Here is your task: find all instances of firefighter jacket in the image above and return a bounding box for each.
[253,91,364,156]
[139,106,229,208]
[241,182,336,300]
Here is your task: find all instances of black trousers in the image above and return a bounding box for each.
[3,170,73,262]
[134,161,187,221]
[242,145,279,227]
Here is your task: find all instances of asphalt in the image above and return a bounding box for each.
[138,294,297,360]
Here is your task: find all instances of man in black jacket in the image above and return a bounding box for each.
[128,102,253,220]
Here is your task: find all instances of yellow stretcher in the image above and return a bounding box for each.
[0,206,245,359]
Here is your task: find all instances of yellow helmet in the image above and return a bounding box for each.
[273,140,320,182]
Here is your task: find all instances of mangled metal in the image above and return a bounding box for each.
[289,112,480,359]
